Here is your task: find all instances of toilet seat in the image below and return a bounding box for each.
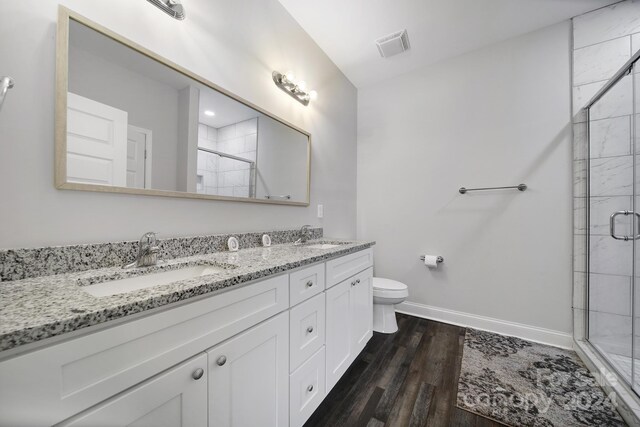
[373,277,408,299]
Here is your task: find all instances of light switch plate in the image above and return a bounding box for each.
[317,204,324,218]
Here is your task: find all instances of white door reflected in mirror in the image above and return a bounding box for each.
[126,125,152,189]
[66,93,127,187]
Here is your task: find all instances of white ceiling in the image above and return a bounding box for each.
[198,89,260,128]
[278,0,620,88]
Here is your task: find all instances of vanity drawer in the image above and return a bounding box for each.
[290,347,326,427]
[0,274,288,427]
[290,293,325,372]
[289,262,325,306]
[325,248,373,288]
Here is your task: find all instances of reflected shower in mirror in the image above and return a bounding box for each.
[59,13,310,205]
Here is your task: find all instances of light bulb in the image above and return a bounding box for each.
[204,110,215,116]
[297,81,307,91]
[285,71,295,82]
[309,90,318,101]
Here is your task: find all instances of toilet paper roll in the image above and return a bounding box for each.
[423,255,440,269]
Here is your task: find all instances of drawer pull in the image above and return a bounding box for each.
[216,355,227,366]
[306,326,314,334]
[307,384,314,392]
[351,281,356,287]
[356,279,361,284]
[192,368,204,380]
[306,280,314,287]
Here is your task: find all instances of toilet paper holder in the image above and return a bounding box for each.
[420,255,444,264]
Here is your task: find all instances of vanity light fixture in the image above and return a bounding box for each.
[0,76,14,113]
[272,71,317,106]
[204,110,215,116]
[146,0,186,20]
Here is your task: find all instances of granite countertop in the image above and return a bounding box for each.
[0,239,374,353]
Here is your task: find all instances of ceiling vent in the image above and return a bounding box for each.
[376,30,410,58]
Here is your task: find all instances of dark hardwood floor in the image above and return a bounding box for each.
[304,313,506,427]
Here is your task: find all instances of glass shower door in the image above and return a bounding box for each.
[634,59,640,394]
[587,68,635,388]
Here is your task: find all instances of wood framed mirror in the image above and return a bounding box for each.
[55,7,311,206]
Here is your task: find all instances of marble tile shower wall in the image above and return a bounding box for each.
[196,118,258,197]
[217,118,257,198]
[572,0,640,354]
[197,123,219,194]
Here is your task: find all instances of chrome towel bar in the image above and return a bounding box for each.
[459,183,527,194]
[265,195,291,200]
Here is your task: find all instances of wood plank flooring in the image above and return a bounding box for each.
[304,313,506,427]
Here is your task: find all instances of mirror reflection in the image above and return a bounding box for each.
[64,19,310,204]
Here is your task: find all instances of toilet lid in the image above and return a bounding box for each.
[373,277,407,291]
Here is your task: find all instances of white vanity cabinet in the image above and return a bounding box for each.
[207,311,289,427]
[58,354,208,427]
[325,266,373,392]
[0,248,373,427]
[0,274,289,427]
[351,267,374,356]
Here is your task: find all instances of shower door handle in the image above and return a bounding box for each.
[609,211,640,240]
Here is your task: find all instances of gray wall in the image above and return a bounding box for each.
[357,21,573,336]
[0,0,357,248]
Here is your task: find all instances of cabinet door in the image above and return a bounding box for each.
[208,311,289,427]
[325,279,352,392]
[351,267,373,356]
[58,354,207,427]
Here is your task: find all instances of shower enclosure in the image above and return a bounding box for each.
[586,51,640,394]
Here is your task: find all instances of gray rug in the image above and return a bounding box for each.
[456,329,626,427]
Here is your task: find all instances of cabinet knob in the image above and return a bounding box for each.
[307,384,314,392]
[356,279,361,284]
[216,355,227,366]
[306,280,313,287]
[306,326,314,333]
[351,281,356,286]
[192,368,204,380]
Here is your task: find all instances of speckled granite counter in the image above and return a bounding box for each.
[0,239,374,352]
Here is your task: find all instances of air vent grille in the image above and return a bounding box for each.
[376,30,410,58]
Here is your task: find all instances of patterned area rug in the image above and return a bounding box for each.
[456,329,626,426]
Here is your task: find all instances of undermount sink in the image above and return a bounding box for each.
[302,240,350,250]
[305,243,342,250]
[82,264,227,297]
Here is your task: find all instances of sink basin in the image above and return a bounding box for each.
[304,243,342,250]
[82,264,226,297]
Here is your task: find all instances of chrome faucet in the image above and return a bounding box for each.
[294,225,313,245]
[124,232,160,269]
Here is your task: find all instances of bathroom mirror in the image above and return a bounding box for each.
[55,8,310,205]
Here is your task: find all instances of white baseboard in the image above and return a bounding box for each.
[396,301,573,349]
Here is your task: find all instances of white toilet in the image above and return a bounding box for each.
[372,277,409,333]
